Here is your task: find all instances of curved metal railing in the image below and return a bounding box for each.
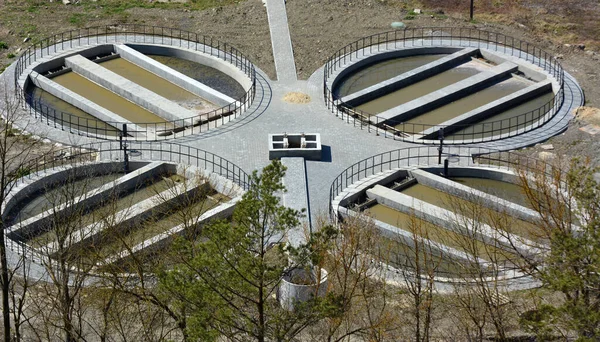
[13,24,257,141]
[323,27,565,145]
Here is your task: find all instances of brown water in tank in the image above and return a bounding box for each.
[336,54,446,97]
[356,61,484,116]
[397,77,530,132]
[100,58,217,112]
[448,91,555,139]
[52,72,167,124]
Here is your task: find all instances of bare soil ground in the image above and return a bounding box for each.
[0,0,275,78]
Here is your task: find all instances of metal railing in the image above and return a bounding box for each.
[323,27,565,145]
[15,141,251,190]
[13,24,257,141]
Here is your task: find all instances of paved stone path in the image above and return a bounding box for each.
[265,0,297,82]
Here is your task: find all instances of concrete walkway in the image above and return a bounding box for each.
[265,0,297,82]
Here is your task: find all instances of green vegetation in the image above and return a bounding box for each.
[68,13,88,26]
[0,42,8,50]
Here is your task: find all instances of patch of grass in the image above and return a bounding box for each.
[96,0,241,15]
[0,42,8,50]
[7,53,15,58]
[404,14,416,20]
[68,13,87,26]
[11,167,32,179]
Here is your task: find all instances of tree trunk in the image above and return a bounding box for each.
[0,226,11,342]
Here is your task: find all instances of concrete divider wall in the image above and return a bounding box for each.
[365,185,538,256]
[479,50,549,83]
[45,179,211,255]
[31,44,115,75]
[115,45,236,107]
[336,169,409,209]
[339,206,486,266]
[372,62,519,126]
[65,55,196,122]
[7,162,169,241]
[330,47,464,92]
[2,161,151,223]
[340,48,479,106]
[409,169,539,223]
[28,71,135,131]
[177,164,245,199]
[421,167,521,184]
[125,44,253,91]
[104,196,240,265]
[420,80,553,138]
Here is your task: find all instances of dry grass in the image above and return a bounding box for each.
[415,0,600,49]
[282,92,311,104]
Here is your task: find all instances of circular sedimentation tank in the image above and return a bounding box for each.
[11,25,257,141]
[323,28,581,145]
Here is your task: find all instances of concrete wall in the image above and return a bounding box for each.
[115,44,236,107]
[125,44,252,91]
[7,162,169,241]
[420,166,521,184]
[2,161,150,223]
[177,164,245,198]
[32,44,115,75]
[46,179,211,254]
[372,62,518,125]
[365,185,538,256]
[480,50,556,87]
[339,206,485,266]
[331,47,464,93]
[336,169,409,209]
[420,80,553,138]
[104,196,240,265]
[410,169,539,222]
[65,55,196,122]
[340,48,479,106]
[28,71,134,131]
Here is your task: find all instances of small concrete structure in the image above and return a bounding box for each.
[269,133,322,161]
[371,62,519,126]
[115,44,237,107]
[64,55,196,122]
[420,80,553,138]
[340,48,479,106]
[7,162,168,241]
[278,268,328,311]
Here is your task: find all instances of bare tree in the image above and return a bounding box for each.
[0,80,55,340]
[395,211,442,342]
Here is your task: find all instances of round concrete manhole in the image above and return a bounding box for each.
[283,92,311,104]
